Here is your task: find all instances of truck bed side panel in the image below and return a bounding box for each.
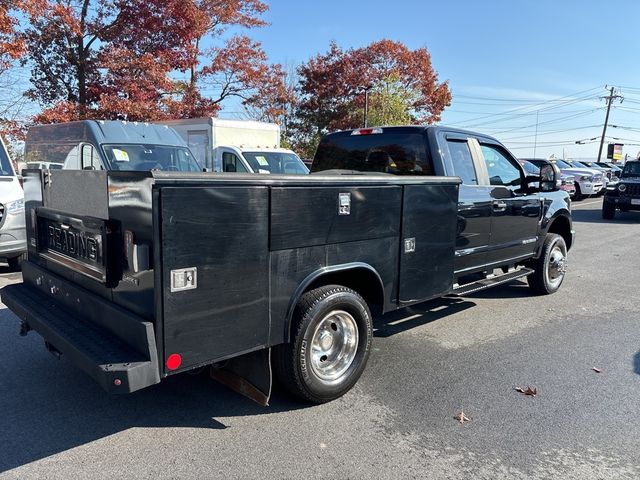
[270,186,402,250]
[160,186,270,371]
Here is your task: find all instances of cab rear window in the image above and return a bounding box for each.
[312,132,433,175]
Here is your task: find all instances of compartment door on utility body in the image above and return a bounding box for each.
[478,142,541,265]
[442,135,492,275]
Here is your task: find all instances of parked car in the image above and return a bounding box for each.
[26,161,63,170]
[524,158,603,200]
[518,159,575,198]
[602,160,640,219]
[597,162,623,178]
[0,136,26,270]
[576,161,615,191]
[596,162,621,188]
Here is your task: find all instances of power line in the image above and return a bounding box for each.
[489,109,602,135]
[447,86,603,127]
[500,124,602,141]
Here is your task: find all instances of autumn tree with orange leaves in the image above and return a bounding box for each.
[15,0,291,123]
[0,1,26,72]
[290,40,451,157]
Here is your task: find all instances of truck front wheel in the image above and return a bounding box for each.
[274,285,372,404]
[527,234,567,295]
[602,201,616,219]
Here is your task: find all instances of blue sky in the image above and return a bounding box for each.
[234,0,640,160]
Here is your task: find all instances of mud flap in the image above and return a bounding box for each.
[209,348,272,406]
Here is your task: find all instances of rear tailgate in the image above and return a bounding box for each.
[1,169,160,393]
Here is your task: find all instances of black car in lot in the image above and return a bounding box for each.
[602,160,640,219]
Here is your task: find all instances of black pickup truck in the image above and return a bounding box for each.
[1,123,573,405]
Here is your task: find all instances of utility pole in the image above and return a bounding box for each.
[533,110,539,158]
[597,86,623,162]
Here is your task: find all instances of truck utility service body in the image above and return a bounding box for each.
[2,124,573,404]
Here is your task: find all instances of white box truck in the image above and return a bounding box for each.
[158,118,309,175]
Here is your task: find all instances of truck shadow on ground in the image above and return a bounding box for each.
[571,207,640,224]
[0,309,306,473]
[634,350,640,377]
[374,297,476,338]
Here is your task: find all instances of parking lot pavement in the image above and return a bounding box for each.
[1,198,639,479]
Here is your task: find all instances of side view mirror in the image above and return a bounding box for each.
[539,163,560,192]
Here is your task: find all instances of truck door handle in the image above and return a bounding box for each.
[492,201,507,212]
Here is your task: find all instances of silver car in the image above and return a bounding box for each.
[0,137,26,270]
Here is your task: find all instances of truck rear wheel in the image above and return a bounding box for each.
[274,285,372,404]
[527,234,567,295]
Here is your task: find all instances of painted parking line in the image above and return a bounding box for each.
[572,199,603,208]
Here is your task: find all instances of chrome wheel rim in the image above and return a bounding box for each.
[546,244,567,288]
[309,310,359,383]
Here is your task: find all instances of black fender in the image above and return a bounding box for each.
[283,262,385,342]
[536,206,573,258]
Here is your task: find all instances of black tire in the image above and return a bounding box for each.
[527,234,567,295]
[273,285,373,404]
[602,201,615,220]
[574,184,584,201]
[7,253,25,272]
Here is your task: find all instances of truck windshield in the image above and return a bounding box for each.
[622,162,640,177]
[553,160,572,169]
[312,132,433,175]
[0,143,14,176]
[103,144,201,172]
[242,151,309,174]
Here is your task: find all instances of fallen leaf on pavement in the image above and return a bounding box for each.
[454,410,470,424]
[592,367,602,373]
[515,386,537,396]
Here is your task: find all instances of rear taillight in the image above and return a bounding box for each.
[166,353,182,371]
[351,128,383,136]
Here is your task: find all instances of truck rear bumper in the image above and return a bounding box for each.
[1,262,160,393]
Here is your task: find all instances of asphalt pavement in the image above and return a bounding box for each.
[0,197,638,479]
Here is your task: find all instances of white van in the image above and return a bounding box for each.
[0,136,26,269]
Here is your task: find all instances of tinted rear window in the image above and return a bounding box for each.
[312,132,433,175]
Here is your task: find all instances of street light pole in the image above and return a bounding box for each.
[358,86,372,128]
[364,88,369,128]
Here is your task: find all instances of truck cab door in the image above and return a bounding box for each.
[442,135,492,275]
[219,148,251,173]
[478,143,541,265]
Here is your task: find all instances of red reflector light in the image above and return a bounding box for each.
[351,128,383,136]
[166,353,182,371]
